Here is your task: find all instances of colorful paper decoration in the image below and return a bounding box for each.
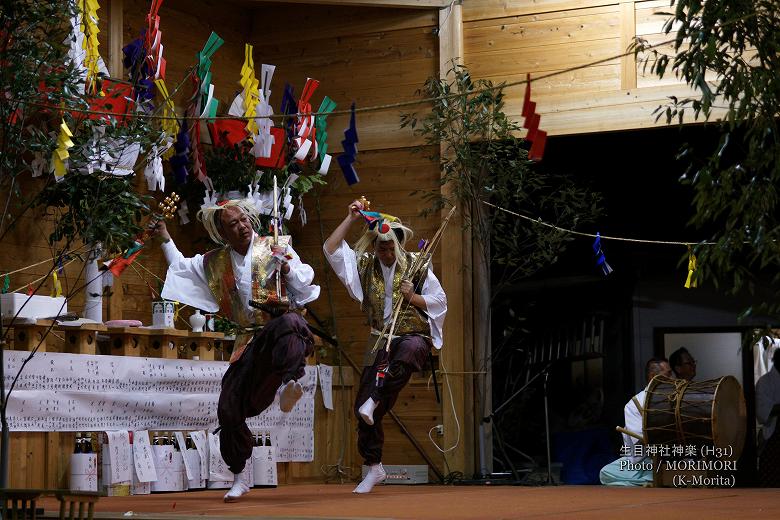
[255,127,286,168]
[86,79,133,122]
[685,247,698,289]
[315,96,337,174]
[252,64,277,159]
[522,73,547,162]
[592,232,613,276]
[293,78,320,162]
[196,32,223,121]
[50,272,62,298]
[207,118,250,148]
[337,102,359,185]
[154,78,179,159]
[51,119,74,182]
[78,0,103,94]
[239,44,260,138]
[145,0,167,80]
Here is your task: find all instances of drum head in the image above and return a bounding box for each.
[712,375,746,459]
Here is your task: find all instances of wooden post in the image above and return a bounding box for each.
[105,327,152,357]
[187,331,224,361]
[9,319,53,352]
[60,324,106,355]
[620,1,637,90]
[148,329,187,359]
[106,0,124,78]
[437,1,474,478]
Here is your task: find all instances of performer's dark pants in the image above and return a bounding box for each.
[355,334,430,465]
[759,431,780,487]
[217,312,314,474]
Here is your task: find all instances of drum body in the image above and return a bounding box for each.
[643,375,746,459]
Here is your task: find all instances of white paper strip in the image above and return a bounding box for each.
[318,364,334,410]
[175,431,194,480]
[106,430,133,484]
[132,431,158,483]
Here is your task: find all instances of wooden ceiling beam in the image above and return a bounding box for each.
[247,0,452,9]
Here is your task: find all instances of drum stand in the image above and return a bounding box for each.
[478,360,556,485]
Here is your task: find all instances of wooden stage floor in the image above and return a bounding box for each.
[35,484,779,519]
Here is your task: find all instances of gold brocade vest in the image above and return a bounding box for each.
[358,251,431,337]
[203,235,291,362]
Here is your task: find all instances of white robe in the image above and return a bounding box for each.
[753,337,780,385]
[756,368,780,442]
[160,233,320,314]
[623,389,646,463]
[323,240,447,348]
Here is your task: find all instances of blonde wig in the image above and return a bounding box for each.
[354,219,414,271]
[197,198,262,246]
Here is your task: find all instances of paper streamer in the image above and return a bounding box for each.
[592,232,613,276]
[684,247,698,289]
[337,102,359,185]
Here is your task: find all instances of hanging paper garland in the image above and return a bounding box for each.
[522,73,548,162]
[293,78,320,162]
[51,119,74,182]
[78,0,103,94]
[50,272,63,298]
[315,96,337,174]
[145,0,167,80]
[592,232,613,276]
[337,102,359,185]
[685,246,698,289]
[251,64,277,160]
[239,44,260,138]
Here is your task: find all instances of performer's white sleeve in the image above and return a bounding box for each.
[421,268,447,349]
[756,371,779,442]
[322,240,364,303]
[160,240,219,312]
[623,390,645,462]
[285,244,320,306]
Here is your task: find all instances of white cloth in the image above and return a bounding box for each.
[323,240,447,349]
[756,368,780,441]
[161,233,320,313]
[623,389,646,463]
[753,337,780,384]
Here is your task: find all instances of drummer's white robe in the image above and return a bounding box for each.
[756,368,780,446]
[599,389,653,486]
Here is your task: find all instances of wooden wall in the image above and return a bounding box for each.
[462,0,725,135]
[2,0,448,487]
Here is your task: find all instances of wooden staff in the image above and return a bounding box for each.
[372,205,457,355]
[273,175,281,299]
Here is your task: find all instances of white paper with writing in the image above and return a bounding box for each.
[3,351,317,462]
[132,430,157,483]
[105,430,132,484]
[318,364,334,410]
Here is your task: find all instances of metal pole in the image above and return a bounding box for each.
[544,369,553,485]
[0,336,7,489]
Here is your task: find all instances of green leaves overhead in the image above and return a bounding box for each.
[634,1,780,314]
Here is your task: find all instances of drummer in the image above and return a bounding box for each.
[756,349,780,486]
[600,358,674,486]
[670,347,696,381]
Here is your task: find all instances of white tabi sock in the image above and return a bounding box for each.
[223,467,251,503]
[279,380,304,412]
[358,397,378,426]
[353,462,386,494]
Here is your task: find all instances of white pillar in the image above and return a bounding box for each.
[83,243,104,322]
